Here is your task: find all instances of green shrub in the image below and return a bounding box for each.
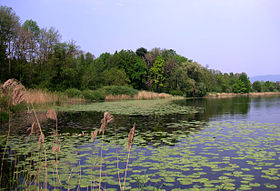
[0,111,9,122]
[103,86,138,97]
[10,103,27,113]
[65,88,82,98]
[0,95,9,110]
[82,89,105,101]
[170,90,184,96]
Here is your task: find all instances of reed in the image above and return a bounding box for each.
[123,123,135,191]
[0,87,137,191]
[134,91,171,100]
[105,90,171,101]
[98,112,114,190]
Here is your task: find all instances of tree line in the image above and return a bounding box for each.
[1,6,279,97]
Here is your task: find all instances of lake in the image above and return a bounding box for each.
[1,96,280,190]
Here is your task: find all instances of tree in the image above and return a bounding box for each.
[263,81,276,92]
[22,19,40,37]
[150,56,165,91]
[82,64,99,89]
[136,47,147,58]
[252,81,262,92]
[0,6,20,81]
[102,68,130,86]
[234,73,251,93]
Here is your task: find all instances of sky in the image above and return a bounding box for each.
[1,0,280,77]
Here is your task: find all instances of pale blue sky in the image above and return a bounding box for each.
[1,0,280,76]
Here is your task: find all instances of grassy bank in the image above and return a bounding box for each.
[64,86,172,101]
[206,92,280,98]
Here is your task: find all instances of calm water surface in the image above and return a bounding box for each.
[1,96,280,190]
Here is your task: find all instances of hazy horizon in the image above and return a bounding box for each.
[1,0,280,77]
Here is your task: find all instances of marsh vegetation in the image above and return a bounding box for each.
[1,96,280,190]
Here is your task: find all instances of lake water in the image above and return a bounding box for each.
[1,96,280,190]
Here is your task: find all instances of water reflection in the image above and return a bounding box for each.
[173,96,280,123]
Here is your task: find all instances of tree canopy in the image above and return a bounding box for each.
[1,6,279,97]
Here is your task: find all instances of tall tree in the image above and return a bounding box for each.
[150,56,165,91]
[0,6,20,81]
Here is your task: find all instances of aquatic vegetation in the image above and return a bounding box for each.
[56,98,201,116]
[1,120,280,190]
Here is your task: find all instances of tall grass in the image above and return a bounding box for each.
[106,90,171,101]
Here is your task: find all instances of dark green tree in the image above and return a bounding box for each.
[252,81,262,92]
[136,47,147,58]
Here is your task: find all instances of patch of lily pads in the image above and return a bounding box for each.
[56,98,202,116]
[1,121,280,190]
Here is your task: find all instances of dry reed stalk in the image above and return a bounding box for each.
[115,144,122,191]
[99,112,114,191]
[30,103,48,191]
[2,79,26,105]
[27,121,40,136]
[90,129,98,142]
[99,112,114,134]
[134,91,171,100]
[24,89,61,104]
[127,123,135,151]
[46,109,57,121]
[67,169,73,191]
[122,123,135,191]
[105,94,131,101]
[46,109,62,189]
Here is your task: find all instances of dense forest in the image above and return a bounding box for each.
[1,6,280,97]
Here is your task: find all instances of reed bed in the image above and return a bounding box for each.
[25,89,85,105]
[105,90,171,101]
[134,91,171,100]
[206,92,280,98]
[0,80,136,190]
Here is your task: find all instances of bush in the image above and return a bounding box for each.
[103,86,138,97]
[65,88,82,98]
[82,89,105,101]
[0,94,10,111]
[0,111,9,122]
[170,90,184,96]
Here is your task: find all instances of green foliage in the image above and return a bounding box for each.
[82,89,105,101]
[10,103,27,113]
[65,88,82,98]
[170,90,184,96]
[102,68,130,86]
[103,86,138,96]
[252,81,262,92]
[0,94,10,111]
[22,19,40,36]
[136,47,147,58]
[150,56,165,91]
[0,111,9,122]
[263,81,276,92]
[232,73,251,93]
[1,6,279,99]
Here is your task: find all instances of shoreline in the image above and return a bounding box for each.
[206,92,280,98]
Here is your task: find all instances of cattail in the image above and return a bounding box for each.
[99,112,114,134]
[46,109,57,121]
[127,123,135,151]
[90,129,98,142]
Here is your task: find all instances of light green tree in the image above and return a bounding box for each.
[150,56,165,91]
